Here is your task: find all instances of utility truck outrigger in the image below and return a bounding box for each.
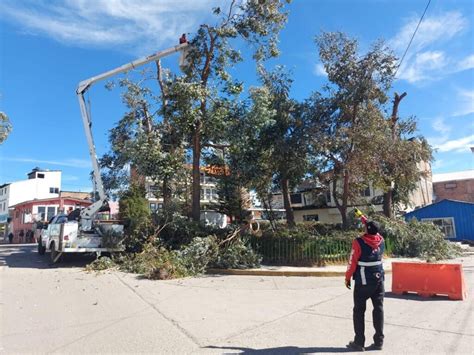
[39,43,188,263]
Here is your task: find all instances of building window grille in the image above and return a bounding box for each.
[290,193,302,204]
[421,217,456,238]
[46,206,56,221]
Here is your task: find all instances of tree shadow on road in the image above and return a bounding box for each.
[0,244,95,269]
[205,345,353,353]
[384,291,452,301]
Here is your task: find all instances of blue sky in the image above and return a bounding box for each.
[0,0,473,192]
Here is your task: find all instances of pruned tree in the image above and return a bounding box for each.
[173,0,291,221]
[244,66,310,228]
[372,93,433,217]
[310,32,397,228]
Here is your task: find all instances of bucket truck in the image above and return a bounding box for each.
[39,43,188,263]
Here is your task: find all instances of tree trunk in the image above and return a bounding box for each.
[333,170,349,228]
[383,92,407,218]
[162,176,172,211]
[383,190,392,219]
[281,177,295,228]
[191,125,202,222]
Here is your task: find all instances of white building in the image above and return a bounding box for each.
[0,168,62,225]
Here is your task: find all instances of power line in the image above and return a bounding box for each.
[394,0,432,78]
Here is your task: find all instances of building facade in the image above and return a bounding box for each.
[9,196,91,243]
[144,167,227,227]
[270,165,433,225]
[404,199,474,241]
[432,170,474,203]
[0,168,62,236]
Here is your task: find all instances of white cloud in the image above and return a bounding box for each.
[434,134,474,153]
[452,89,474,117]
[1,157,92,168]
[457,54,474,71]
[313,63,327,77]
[398,50,447,83]
[390,11,469,83]
[0,0,217,53]
[390,11,467,52]
[432,117,451,135]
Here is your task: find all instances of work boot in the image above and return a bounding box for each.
[346,341,365,351]
[365,343,383,351]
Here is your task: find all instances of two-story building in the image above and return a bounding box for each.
[0,168,62,237]
[269,163,433,224]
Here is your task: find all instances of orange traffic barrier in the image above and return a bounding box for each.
[392,262,467,300]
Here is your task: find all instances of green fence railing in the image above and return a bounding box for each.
[248,236,353,266]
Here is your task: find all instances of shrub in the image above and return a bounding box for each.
[178,236,219,274]
[119,184,154,252]
[211,236,262,269]
[115,243,189,279]
[373,215,462,261]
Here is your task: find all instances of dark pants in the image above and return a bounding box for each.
[353,282,384,347]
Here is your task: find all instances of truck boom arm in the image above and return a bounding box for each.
[76,43,188,224]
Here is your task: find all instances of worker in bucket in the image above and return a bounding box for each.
[345,208,385,351]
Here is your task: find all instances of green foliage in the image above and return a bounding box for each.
[115,243,189,279]
[178,236,219,274]
[85,257,117,272]
[119,184,153,252]
[309,32,399,227]
[372,215,462,261]
[0,112,12,145]
[212,237,262,269]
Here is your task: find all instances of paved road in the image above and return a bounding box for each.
[1,244,473,354]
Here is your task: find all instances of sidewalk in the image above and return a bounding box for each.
[207,257,440,277]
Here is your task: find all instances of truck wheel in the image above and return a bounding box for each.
[38,238,46,255]
[50,242,61,264]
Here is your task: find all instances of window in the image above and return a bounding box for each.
[290,193,302,204]
[303,214,319,222]
[360,187,371,197]
[326,190,331,203]
[205,189,211,200]
[46,206,56,221]
[49,187,59,194]
[38,207,46,221]
[150,203,157,212]
[200,189,204,199]
[421,217,456,238]
[444,183,457,189]
[37,173,45,178]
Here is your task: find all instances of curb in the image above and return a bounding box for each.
[207,268,392,277]
[207,268,345,277]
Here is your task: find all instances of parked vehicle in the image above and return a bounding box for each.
[37,213,123,263]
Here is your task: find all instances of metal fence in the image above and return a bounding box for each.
[248,236,353,266]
